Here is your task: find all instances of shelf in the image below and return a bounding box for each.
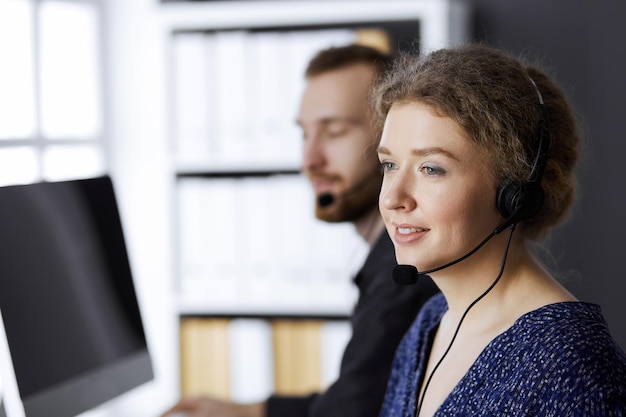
[167,0,469,316]
[175,272,360,319]
[175,160,301,177]
[160,1,471,405]
[178,303,352,320]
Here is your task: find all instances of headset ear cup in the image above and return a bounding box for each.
[518,182,544,220]
[496,181,519,219]
[496,181,544,224]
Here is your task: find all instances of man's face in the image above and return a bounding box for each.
[297,63,382,223]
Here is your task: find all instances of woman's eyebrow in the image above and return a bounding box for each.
[376,145,459,161]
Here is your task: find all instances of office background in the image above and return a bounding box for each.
[108,0,626,412]
[0,1,624,416]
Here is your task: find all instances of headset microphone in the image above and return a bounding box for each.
[317,193,335,207]
[392,209,519,285]
[393,264,421,285]
[393,223,503,285]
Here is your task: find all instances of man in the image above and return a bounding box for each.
[161,44,439,417]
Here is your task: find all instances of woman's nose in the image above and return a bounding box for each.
[380,170,417,212]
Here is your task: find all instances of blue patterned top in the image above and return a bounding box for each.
[380,293,626,416]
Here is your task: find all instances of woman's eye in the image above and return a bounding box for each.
[421,164,446,176]
[380,161,397,172]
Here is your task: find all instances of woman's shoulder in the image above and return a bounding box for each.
[514,302,617,342]
[504,301,626,381]
[467,301,626,412]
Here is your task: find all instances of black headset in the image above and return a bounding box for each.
[495,77,551,229]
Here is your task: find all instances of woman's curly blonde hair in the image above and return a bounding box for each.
[371,44,580,239]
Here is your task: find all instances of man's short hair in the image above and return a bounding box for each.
[305,44,392,78]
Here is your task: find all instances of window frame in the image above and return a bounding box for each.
[0,0,106,185]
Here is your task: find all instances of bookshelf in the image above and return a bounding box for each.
[161,0,468,401]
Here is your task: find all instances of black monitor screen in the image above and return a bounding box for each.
[0,176,153,417]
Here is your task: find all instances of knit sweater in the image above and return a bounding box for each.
[380,293,626,417]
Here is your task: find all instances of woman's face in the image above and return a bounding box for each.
[377,102,501,272]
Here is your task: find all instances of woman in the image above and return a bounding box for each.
[372,44,626,416]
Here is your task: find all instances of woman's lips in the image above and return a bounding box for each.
[393,225,429,245]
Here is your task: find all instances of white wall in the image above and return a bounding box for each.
[100,1,177,416]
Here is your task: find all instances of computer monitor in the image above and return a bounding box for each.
[0,176,153,417]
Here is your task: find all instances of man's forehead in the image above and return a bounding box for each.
[297,115,363,128]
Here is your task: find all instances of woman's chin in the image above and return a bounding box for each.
[394,256,418,268]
